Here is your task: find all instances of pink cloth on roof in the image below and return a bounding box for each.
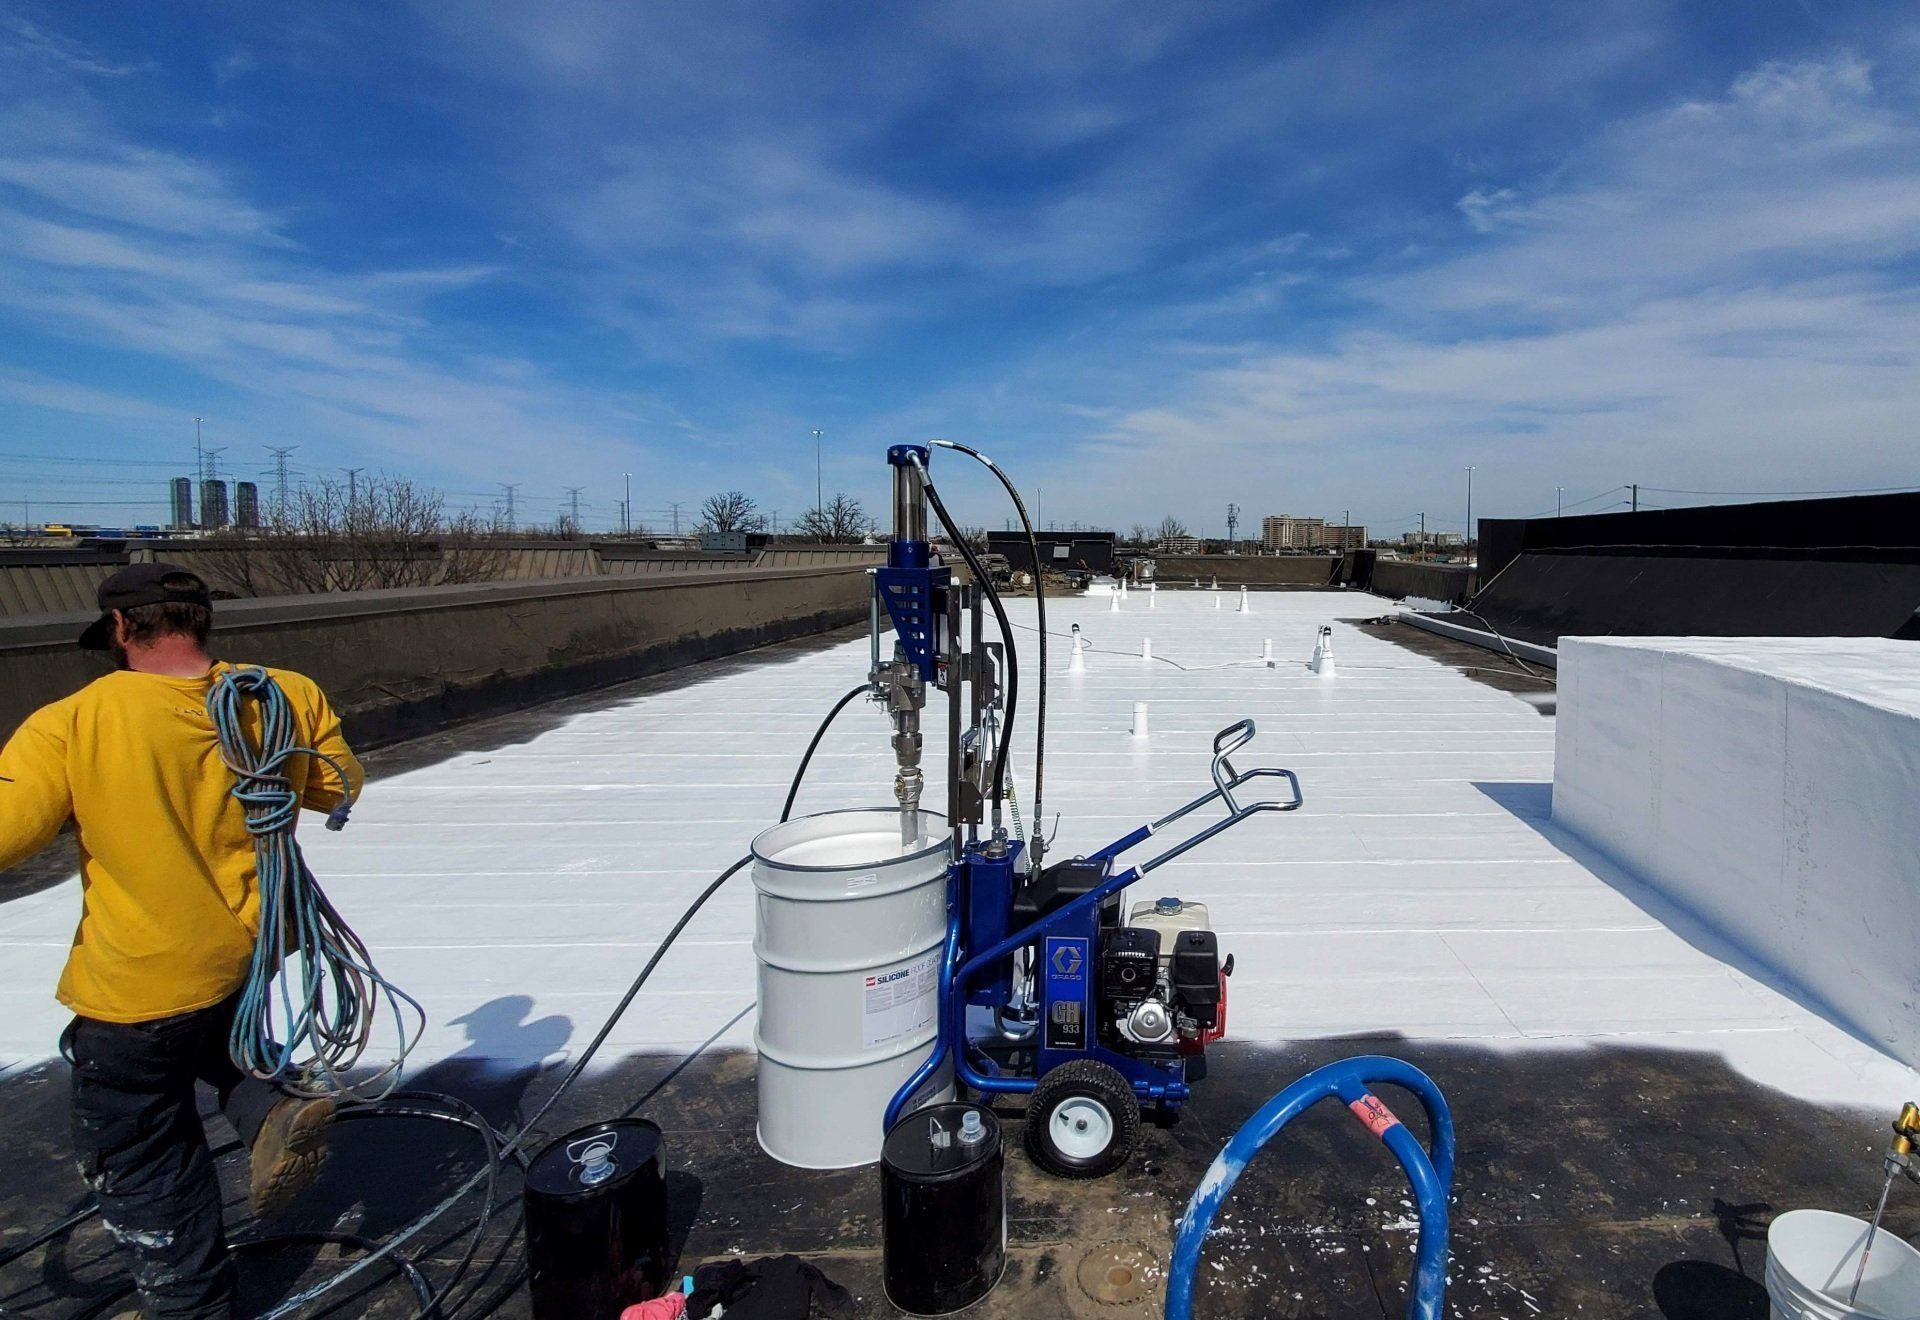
[620,1293,687,1320]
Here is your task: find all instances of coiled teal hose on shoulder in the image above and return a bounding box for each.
[207,665,424,1100]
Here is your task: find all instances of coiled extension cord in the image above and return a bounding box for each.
[207,665,426,1100]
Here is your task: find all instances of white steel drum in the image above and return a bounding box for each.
[751,809,953,1169]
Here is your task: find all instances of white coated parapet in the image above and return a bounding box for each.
[751,808,953,1169]
[1554,637,1920,1070]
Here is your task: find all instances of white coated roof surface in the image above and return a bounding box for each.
[1562,634,1920,719]
[2,588,1912,1106]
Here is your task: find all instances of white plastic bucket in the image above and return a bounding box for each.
[1766,1209,1920,1320]
[751,809,953,1169]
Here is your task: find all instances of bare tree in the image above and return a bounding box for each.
[197,475,512,596]
[1156,515,1188,544]
[795,493,867,542]
[0,523,35,546]
[700,490,759,534]
[1127,523,1152,546]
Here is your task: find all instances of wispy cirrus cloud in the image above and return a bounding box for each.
[1057,52,1920,532]
[0,117,687,499]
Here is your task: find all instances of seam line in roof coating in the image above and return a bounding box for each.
[1438,934,1528,1037]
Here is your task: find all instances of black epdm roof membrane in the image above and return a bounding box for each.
[0,630,1909,1318]
[0,1038,1907,1318]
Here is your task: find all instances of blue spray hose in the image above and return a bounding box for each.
[1165,1055,1454,1320]
[207,666,425,1100]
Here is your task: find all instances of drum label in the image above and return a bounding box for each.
[863,949,939,1048]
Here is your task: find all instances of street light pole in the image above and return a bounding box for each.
[623,472,632,535]
[1556,486,1563,517]
[811,429,823,513]
[1465,465,1475,558]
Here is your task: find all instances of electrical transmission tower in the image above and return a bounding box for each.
[564,486,584,532]
[1226,503,1239,554]
[500,483,520,532]
[265,446,298,520]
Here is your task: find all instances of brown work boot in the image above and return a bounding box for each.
[249,1095,336,1218]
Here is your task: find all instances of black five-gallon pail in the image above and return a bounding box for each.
[881,1102,1006,1315]
[524,1118,670,1319]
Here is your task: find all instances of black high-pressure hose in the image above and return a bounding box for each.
[928,440,1047,870]
[268,687,877,1316]
[909,455,1019,816]
[782,683,872,823]
[250,854,753,1320]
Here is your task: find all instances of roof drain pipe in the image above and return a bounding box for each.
[1164,1055,1454,1320]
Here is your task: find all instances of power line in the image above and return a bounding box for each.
[1639,482,1920,497]
[1517,486,1628,520]
[0,450,181,467]
[4,499,170,509]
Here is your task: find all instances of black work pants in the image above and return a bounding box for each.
[62,993,280,1320]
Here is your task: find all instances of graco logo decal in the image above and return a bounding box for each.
[1051,944,1083,977]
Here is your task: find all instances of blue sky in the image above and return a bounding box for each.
[1,2,1917,537]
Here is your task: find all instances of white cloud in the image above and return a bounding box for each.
[0,111,688,496]
[1456,187,1517,233]
[1,13,153,78]
[1068,52,1920,527]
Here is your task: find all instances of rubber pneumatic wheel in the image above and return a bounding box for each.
[1024,1059,1140,1179]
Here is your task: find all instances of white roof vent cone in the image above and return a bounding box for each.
[1141,637,1153,661]
[1261,638,1273,662]
[1311,625,1336,677]
[1068,625,1087,673]
[1237,585,1250,614]
[1210,576,1219,590]
[1213,595,1221,610]
[1148,583,1157,609]
[1132,702,1149,738]
[1110,590,1121,612]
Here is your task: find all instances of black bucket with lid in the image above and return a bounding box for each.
[524,1118,670,1320]
[881,1102,1006,1315]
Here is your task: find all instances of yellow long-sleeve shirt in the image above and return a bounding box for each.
[0,662,365,1023]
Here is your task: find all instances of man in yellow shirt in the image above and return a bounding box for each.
[0,564,366,1319]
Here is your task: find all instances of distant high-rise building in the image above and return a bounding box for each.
[235,481,260,529]
[1260,514,1326,551]
[169,477,195,529]
[200,479,231,530]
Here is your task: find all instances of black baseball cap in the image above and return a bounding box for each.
[78,563,214,651]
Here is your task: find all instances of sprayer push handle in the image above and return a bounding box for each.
[1210,719,1257,811]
